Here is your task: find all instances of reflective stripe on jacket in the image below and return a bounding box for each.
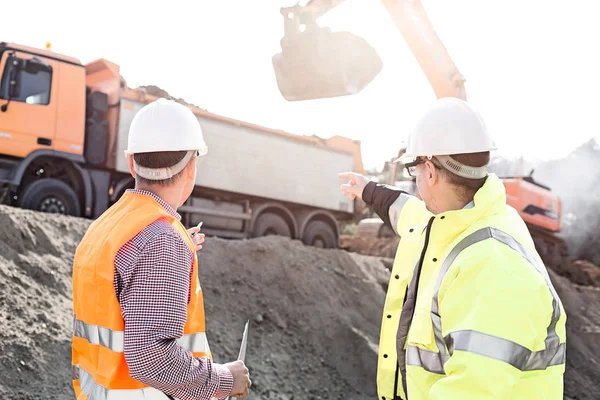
[373,174,566,400]
[72,192,211,400]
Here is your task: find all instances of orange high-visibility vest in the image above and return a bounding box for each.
[71,192,211,400]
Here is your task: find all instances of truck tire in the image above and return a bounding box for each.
[19,179,81,217]
[252,212,292,238]
[302,220,337,249]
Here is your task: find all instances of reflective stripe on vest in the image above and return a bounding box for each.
[75,364,172,400]
[402,227,565,378]
[73,315,209,354]
[389,193,413,235]
[406,332,566,374]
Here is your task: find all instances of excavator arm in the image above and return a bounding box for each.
[273,0,466,101]
[380,0,466,100]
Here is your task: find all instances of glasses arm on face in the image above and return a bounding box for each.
[404,159,423,169]
[404,157,443,177]
[404,159,424,177]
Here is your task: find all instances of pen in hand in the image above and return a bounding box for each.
[191,221,203,237]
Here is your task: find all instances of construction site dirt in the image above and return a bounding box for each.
[0,205,599,400]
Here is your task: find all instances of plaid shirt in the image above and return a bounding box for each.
[113,189,233,400]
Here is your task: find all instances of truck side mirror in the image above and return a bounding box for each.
[8,68,20,99]
[1,56,22,112]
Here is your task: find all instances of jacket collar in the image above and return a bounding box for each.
[428,173,506,245]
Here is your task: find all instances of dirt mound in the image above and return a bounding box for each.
[0,205,390,400]
[0,206,91,400]
[200,237,390,400]
[136,85,203,110]
[552,274,600,400]
[339,234,399,259]
[568,260,600,288]
[0,204,598,399]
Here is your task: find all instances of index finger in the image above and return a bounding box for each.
[338,172,359,180]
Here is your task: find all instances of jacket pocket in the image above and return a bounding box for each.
[407,305,435,349]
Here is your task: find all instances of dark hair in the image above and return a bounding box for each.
[434,151,490,202]
[133,151,189,187]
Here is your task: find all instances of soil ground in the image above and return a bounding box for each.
[0,205,598,399]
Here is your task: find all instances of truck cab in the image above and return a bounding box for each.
[0,42,110,217]
[0,42,86,159]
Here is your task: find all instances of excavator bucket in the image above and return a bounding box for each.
[272,13,383,101]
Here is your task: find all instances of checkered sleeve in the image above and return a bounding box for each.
[116,225,233,400]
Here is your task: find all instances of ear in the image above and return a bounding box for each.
[425,160,439,184]
[185,157,197,179]
[127,155,137,178]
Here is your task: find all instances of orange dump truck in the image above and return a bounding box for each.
[0,42,365,248]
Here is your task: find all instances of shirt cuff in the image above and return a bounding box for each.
[362,181,377,205]
[213,363,234,399]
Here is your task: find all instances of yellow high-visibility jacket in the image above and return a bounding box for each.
[362,174,566,400]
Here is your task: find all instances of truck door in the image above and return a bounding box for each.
[0,50,58,158]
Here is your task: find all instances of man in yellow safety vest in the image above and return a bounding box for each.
[340,97,566,400]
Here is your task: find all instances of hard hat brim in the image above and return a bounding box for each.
[124,143,208,157]
[393,145,498,164]
[393,153,416,164]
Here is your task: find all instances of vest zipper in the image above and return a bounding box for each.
[393,361,400,400]
[396,215,436,399]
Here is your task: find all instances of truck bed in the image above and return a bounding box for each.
[114,98,355,214]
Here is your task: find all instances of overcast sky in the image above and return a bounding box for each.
[4,0,599,170]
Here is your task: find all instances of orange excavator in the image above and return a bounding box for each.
[271,0,569,272]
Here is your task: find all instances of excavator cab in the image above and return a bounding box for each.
[272,5,383,101]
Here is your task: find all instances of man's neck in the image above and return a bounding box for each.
[434,187,473,214]
[135,184,181,210]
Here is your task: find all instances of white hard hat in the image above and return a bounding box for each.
[397,97,496,160]
[395,97,496,179]
[125,98,208,156]
[124,98,208,180]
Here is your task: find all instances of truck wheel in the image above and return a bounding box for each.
[19,179,81,217]
[302,220,337,249]
[252,212,292,238]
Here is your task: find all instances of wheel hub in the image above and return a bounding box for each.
[40,197,66,214]
[313,237,326,248]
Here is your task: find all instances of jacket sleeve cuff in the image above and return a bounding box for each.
[213,363,234,399]
[362,181,377,205]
